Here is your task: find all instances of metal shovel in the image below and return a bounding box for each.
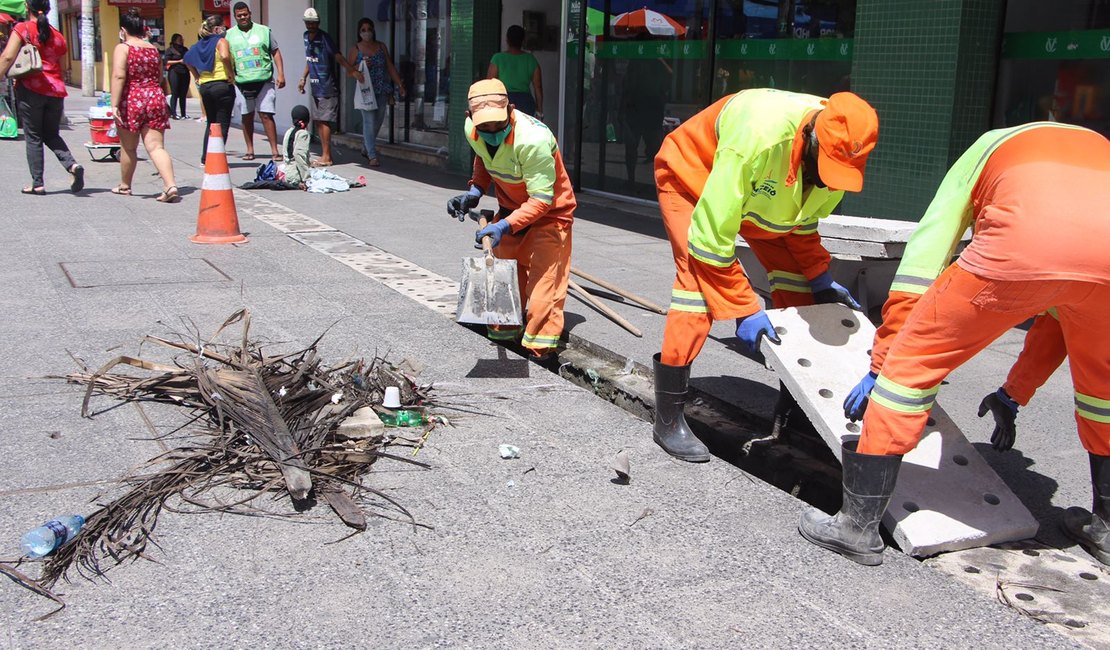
[456,210,523,327]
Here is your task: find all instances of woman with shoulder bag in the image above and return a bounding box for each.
[346,18,404,168]
[0,0,82,195]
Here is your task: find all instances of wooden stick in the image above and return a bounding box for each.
[570,267,668,314]
[568,279,643,337]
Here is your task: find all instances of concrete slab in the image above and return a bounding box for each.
[761,304,1040,556]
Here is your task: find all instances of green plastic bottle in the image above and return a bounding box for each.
[380,410,426,427]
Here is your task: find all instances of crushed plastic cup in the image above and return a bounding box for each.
[383,386,402,408]
[499,444,520,459]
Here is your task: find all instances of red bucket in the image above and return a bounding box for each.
[89,116,119,145]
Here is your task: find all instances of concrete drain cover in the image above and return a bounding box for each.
[761,304,1038,556]
[60,258,231,288]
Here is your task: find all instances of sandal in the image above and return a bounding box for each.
[156,186,180,203]
[21,186,46,195]
[69,164,85,193]
[311,159,333,168]
[367,158,381,168]
[111,185,132,196]
[242,153,256,161]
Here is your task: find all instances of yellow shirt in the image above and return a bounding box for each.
[199,55,228,84]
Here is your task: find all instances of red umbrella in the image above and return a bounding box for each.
[612,7,687,37]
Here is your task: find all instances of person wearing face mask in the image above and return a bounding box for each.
[446,79,575,360]
[346,18,405,168]
[650,88,878,463]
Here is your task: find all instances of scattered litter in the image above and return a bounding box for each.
[586,368,600,384]
[619,358,634,375]
[506,480,516,488]
[611,449,631,484]
[628,508,654,527]
[383,386,402,408]
[522,466,536,475]
[44,309,440,587]
[499,444,521,459]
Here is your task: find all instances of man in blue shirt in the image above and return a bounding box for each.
[298,7,363,166]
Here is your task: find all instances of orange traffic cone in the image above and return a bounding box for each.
[191,124,247,244]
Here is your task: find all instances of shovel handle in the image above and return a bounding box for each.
[477,214,495,267]
[568,279,643,337]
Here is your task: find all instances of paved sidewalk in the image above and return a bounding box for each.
[0,92,1087,647]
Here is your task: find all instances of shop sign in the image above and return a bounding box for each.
[1002,29,1110,60]
[106,0,163,6]
[714,38,852,62]
[204,0,233,11]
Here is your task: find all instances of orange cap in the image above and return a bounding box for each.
[468,79,509,126]
[814,92,879,192]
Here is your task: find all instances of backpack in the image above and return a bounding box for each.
[254,160,278,182]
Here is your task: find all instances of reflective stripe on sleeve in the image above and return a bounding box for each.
[888,274,934,295]
[687,241,735,267]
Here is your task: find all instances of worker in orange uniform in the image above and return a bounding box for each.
[652,89,879,462]
[447,79,574,359]
[808,123,1110,567]
[978,310,1068,451]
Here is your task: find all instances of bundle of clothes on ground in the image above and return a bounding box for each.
[239,105,365,193]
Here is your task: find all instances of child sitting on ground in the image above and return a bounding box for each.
[280,105,312,189]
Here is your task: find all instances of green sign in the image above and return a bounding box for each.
[1002,30,1110,60]
[716,38,853,61]
[594,40,709,60]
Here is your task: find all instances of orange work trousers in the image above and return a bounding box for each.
[1002,312,1067,406]
[859,264,1110,456]
[659,188,815,366]
[487,219,572,356]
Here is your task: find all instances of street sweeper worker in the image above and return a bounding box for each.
[651,88,879,462]
[446,79,575,358]
[977,309,1068,452]
[810,122,1110,567]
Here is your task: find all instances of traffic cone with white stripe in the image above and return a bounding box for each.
[191,124,247,244]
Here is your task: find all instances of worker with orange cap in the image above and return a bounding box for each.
[652,88,879,462]
[812,123,1110,566]
[447,79,574,358]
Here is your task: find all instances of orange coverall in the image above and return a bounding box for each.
[467,112,575,356]
[656,91,842,366]
[861,124,1110,456]
[1003,312,1068,406]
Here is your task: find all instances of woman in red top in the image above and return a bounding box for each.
[0,0,82,195]
[110,9,178,202]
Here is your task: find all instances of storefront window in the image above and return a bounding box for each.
[566,0,854,199]
[995,0,1110,136]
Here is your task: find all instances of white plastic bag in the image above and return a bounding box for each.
[352,60,377,111]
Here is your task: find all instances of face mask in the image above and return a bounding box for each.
[360,30,373,41]
[478,124,512,146]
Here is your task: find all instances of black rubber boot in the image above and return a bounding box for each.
[1062,453,1110,566]
[798,441,902,566]
[652,353,710,463]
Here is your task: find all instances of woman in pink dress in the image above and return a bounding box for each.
[110,10,179,202]
[0,0,83,195]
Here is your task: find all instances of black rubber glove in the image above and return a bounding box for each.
[977,388,1019,452]
[447,192,480,219]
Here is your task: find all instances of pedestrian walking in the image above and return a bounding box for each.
[487,25,543,119]
[651,89,877,462]
[110,10,178,202]
[184,15,235,166]
[346,17,405,168]
[818,123,1110,567]
[298,7,362,168]
[0,0,82,195]
[446,79,575,359]
[226,1,284,161]
[164,33,190,119]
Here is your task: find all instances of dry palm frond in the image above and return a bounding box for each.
[38,310,439,588]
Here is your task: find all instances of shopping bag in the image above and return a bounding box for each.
[0,97,17,139]
[352,60,377,111]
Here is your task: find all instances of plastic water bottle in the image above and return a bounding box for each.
[379,410,426,427]
[20,515,85,558]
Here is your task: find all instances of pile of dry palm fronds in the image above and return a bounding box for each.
[38,309,440,588]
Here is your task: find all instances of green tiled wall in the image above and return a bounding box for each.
[448,0,502,172]
[843,0,1003,221]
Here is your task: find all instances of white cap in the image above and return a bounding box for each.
[383,386,401,409]
[303,7,320,22]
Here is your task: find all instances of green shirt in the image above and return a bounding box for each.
[226,23,275,84]
[491,52,538,93]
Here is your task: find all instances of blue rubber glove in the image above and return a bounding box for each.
[843,371,877,421]
[978,387,1019,452]
[810,271,862,311]
[735,310,782,354]
[475,219,512,248]
[447,186,483,220]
